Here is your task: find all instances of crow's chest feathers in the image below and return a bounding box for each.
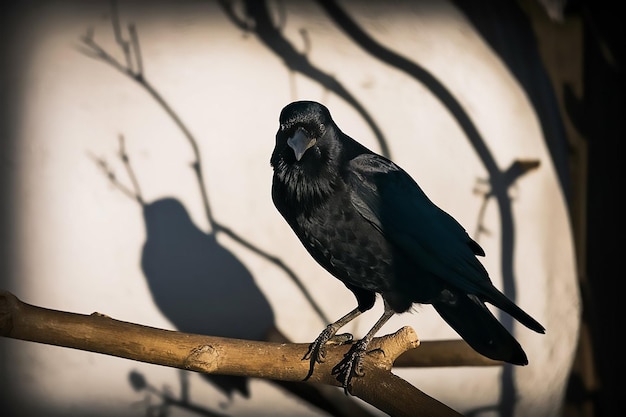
[295,189,394,292]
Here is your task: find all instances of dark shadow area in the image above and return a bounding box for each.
[216,0,392,159]
[579,2,625,417]
[0,4,20,302]
[141,197,273,398]
[0,3,34,416]
[142,198,273,343]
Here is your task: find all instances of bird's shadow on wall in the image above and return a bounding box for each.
[141,198,271,399]
[92,137,271,406]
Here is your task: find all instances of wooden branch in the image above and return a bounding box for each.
[0,291,461,416]
[395,339,502,367]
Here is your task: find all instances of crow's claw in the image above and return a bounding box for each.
[302,335,327,364]
[303,327,354,380]
[331,339,369,394]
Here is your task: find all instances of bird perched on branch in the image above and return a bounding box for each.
[270,100,545,392]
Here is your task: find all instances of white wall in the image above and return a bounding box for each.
[1,1,580,416]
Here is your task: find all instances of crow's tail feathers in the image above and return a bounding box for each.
[433,294,529,365]
[486,288,546,334]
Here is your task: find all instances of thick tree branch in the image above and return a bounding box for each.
[395,339,501,367]
[1,290,463,416]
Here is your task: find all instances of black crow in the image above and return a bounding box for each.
[270,100,545,391]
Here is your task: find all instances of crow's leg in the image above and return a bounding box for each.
[302,307,363,380]
[332,301,395,393]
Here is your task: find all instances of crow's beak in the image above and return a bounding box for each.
[287,127,316,161]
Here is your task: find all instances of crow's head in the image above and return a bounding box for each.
[271,101,341,169]
[271,101,344,209]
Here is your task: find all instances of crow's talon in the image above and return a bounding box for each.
[303,326,343,380]
[317,345,327,363]
[353,358,365,377]
[303,343,326,363]
[331,339,369,393]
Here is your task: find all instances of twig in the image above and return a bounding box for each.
[0,290,461,417]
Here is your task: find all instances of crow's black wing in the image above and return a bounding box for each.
[346,153,492,295]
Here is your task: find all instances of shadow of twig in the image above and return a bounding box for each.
[129,370,230,417]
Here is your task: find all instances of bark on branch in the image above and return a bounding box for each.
[0,290,469,416]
